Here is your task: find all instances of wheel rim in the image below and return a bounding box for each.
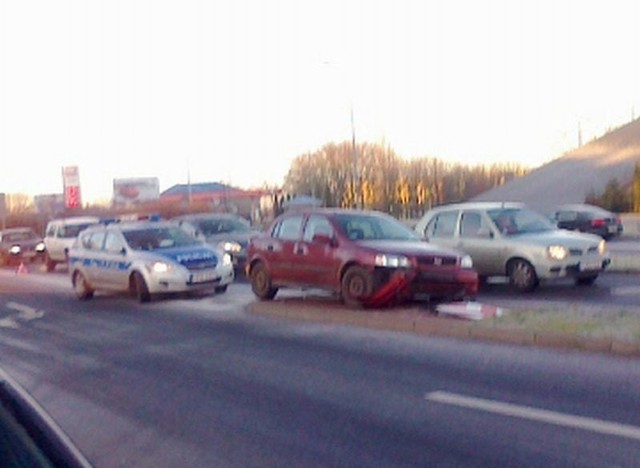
[254,268,268,293]
[511,261,534,289]
[347,275,366,298]
[74,273,86,296]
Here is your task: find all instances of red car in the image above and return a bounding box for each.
[246,208,478,308]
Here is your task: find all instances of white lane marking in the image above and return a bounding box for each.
[6,302,45,321]
[425,391,640,441]
[0,317,19,329]
[611,286,640,296]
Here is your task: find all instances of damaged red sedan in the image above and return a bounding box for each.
[246,208,478,308]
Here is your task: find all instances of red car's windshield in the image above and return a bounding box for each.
[334,213,419,241]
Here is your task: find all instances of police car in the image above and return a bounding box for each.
[68,220,234,302]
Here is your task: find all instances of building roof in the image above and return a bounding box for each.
[161,182,235,196]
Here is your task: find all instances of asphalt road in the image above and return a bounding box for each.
[1,270,640,467]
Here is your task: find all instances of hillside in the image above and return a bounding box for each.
[472,118,640,212]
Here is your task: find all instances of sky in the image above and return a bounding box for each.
[1,0,640,204]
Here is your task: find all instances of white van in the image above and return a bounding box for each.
[44,216,100,271]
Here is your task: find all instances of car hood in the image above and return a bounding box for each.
[508,229,604,248]
[204,231,258,246]
[358,239,465,259]
[2,238,43,249]
[144,245,220,268]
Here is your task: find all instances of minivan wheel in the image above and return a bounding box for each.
[508,259,538,292]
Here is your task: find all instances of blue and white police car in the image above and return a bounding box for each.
[68,219,234,302]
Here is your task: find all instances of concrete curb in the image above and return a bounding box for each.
[247,300,640,357]
[609,254,640,273]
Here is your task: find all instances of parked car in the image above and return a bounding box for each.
[550,203,623,239]
[0,227,46,266]
[0,365,92,467]
[172,213,258,271]
[68,219,234,302]
[246,208,478,308]
[414,202,610,292]
[44,216,100,271]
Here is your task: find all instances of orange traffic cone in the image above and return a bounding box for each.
[16,262,29,275]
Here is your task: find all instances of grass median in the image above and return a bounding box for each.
[475,305,640,343]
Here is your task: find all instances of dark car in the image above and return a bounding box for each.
[173,213,259,271]
[0,228,46,267]
[246,208,478,308]
[0,366,92,467]
[551,204,623,239]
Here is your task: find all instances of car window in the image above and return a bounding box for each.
[45,224,56,237]
[88,232,106,250]
[459,211,487,238]
[302,215,334,242]
[123,226,200,251]
[556,211,577,221]
[424,211,458,239]
[488,208,554,235]
[273,215,304,240]
[334,213,418,241]
[3,230,37,242]
[60,223,95,238]
[105,232,125,253]
[194,217,251,235]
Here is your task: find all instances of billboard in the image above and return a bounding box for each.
[113,177,160,204]
[62,166,82,209]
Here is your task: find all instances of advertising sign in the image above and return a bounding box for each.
[62,166,82,209]
[113,177,160,205]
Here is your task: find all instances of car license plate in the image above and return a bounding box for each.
[190,270,219,284]
[580,258,602,271]
[608,225,617,233]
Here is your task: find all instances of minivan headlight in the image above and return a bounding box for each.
[460,255,473,269]
[547,245,569,260]
[375,254,411,268]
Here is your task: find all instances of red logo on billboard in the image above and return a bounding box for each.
[65,185,80,208]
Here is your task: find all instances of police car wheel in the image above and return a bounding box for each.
[131,272,151,303]
[73,271,94,300]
